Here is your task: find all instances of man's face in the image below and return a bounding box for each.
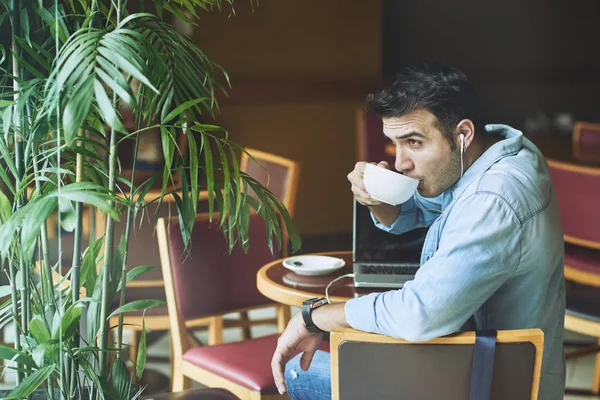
[382,109,461,198]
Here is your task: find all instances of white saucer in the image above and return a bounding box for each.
[282,255,346,276]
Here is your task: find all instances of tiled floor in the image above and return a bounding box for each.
[1,308,598,399]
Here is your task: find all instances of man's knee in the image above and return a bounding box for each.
[284,351,332,400]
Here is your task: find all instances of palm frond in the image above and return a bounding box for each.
[44,26,158,144]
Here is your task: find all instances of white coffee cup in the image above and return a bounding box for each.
[363,163,419,205]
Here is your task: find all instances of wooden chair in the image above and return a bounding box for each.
[330,328,544,400]
[105,148,300,371]
[548,159,600,395]
[240,148,300,220]
[157,213,287,399]
[237,148,300,336]
[573,122,600,163]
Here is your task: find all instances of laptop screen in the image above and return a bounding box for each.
[353,200,428,264]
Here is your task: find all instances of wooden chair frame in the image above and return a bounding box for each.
[157,216,286,399]
[239,148,301,219]
[330,328,545,400]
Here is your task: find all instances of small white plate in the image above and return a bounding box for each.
[282,255,346,276]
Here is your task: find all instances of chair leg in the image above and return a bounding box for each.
[593,339,600,395]
[172,365,190,392]
[276,305,290,333]
[208,316,223,345]
[239,311,252,340]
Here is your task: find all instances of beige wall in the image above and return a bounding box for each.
[190,0,382,236]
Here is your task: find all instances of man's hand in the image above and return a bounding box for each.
[347,161,390,206]
[271,312,323,394]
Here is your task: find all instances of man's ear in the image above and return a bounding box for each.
[456,119,475,150]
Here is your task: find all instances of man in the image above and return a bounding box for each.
[271,62,566,399]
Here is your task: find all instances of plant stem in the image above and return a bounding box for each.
[9,0,23,384]
[98,127,117,378]
[98,3,122,377]
[28,103,56,400]
[69,129,84,398]
[117,124,141,358]
[29,112,54,317]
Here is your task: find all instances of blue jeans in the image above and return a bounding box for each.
[284,350,332,400]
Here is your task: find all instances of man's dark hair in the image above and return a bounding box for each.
[366,62,481,151]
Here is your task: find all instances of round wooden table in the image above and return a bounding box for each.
[256,250,379,306]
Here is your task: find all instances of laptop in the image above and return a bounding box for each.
[353,200,428,288]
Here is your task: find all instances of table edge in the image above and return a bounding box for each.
[257,250,353,307]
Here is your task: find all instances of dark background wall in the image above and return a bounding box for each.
[383,0,600,128]
[190,0,382,237]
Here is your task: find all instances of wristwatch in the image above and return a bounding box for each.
[301,297,329,333]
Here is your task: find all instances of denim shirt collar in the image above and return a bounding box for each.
[448,124,523,204]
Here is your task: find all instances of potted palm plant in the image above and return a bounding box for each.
[0,1,299,399]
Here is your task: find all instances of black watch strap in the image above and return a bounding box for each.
[301,297,329,333]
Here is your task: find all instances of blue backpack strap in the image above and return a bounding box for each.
[470,330,498,400]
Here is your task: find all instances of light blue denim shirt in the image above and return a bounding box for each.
[344,124,566,399]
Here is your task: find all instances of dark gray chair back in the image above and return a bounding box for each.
[332,329,543,400]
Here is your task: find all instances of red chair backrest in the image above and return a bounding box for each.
[573,122,600,162]
[356,109,395,166]
[548,160,600,249]
[167,213,282,319]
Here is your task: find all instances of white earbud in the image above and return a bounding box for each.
[459,134,465,178]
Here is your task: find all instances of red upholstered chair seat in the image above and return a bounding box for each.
[183,334,330,394]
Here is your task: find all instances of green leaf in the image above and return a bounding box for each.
[94,79,127,134]
[58,182,120,221]
[79,357,122,400]
[20,198,58,258]
[20,8,31,47]
[203,133,215,218]
[117,265,154,291]
[216,140,230,228]
[97,45,158,93]
[108,299,165,319]
[271,196,301,253]
[63,75,94,144]
[0,189,11,225]
[96,65,137,108]
[59,201,77,232]
[86,271,103,345]
[172,192,190,249]
[81,236,104,294]
[6,364,55,399]
[0,345,38,369]
[53,303,83,341]
[112,358,131,400]
[29,317,51,344]
[159,125,175,195]
[109,233,126,301]
[161,97,207,123]
[136,315,146,378]
[32,340,60,369]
